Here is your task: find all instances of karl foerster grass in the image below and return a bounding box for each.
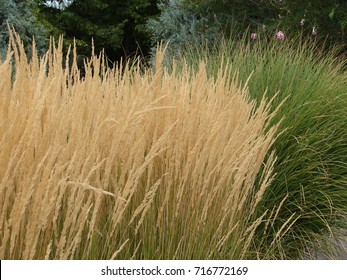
[0,33,281,259]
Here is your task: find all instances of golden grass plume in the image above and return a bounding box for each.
[0,32,282,259]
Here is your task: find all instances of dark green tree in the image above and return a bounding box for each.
[35,0,159,63]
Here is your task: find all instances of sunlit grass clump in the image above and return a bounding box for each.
[0,32,284,259]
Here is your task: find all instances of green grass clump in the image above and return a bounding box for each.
[182,35,347,259]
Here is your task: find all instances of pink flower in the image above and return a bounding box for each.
[312,26,317,35]
[251,33,257,40]
[276,31,285,40]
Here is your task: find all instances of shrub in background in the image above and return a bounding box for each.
[271,0,347,47]
[0,0,47,59]
[146,0,220,62]
[154,0,347,53]
[182,0,277,36]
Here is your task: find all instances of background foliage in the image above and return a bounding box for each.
[0,0,47,59]
[146,0,220,61]
[2,1,346,62]
[35,0,159,63]
[270,0,347,45]
[157,0,347,54]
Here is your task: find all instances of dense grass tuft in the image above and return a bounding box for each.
[182,35,347,259]
[0,32,283,259]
